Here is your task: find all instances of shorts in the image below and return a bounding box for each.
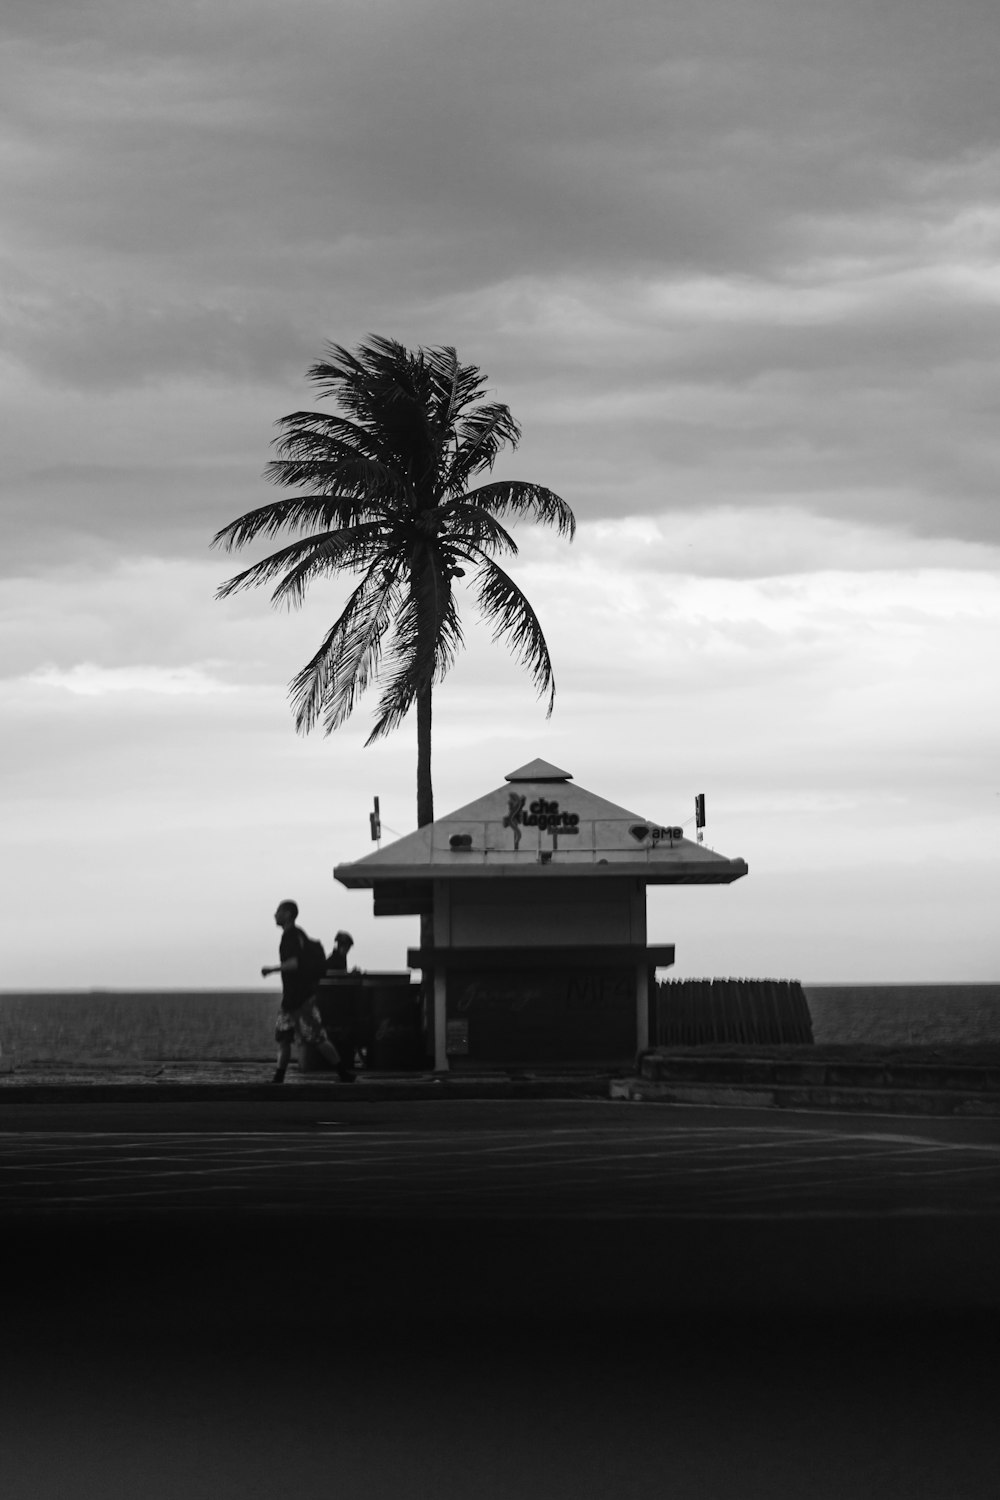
[274,998,330,1048]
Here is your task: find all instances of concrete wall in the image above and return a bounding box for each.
[444,877,645,946]
[2,984,1000,1063]
[804,985,1000,1047]
[0,992,278,1064]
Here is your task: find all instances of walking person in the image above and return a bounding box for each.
[318,931,365,1069]
[326,931,356,974]
[262,900,355,1084]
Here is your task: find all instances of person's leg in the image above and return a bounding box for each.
[317,1036,340,1066]
[299,1001,354,1081]
[272,1037,291,1084]
[317,1037,355,1081]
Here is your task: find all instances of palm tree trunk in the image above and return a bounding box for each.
[416,679,434,829]
[416,679,435,1063]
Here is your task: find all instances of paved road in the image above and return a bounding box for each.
[2,1098,999,1221]
[3,1098,998,1317]
[4,1100,999,1499]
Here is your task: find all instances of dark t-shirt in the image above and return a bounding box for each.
[326,949,348,973]
[279,926,309,1012]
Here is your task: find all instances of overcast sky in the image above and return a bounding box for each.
[3,0,999,989]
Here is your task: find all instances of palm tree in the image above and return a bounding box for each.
[212,335,576,830]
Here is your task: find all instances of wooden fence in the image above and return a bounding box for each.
[654,979,814,1047]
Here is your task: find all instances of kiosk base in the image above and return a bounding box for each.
[445,966,637,1065]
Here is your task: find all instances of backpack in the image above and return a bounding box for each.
[297,932,328,994]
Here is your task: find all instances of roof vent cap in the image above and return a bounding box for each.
[504,758,573,783]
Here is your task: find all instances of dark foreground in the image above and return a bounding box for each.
[3,1099,999,1498]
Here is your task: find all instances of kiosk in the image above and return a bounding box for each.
[334,758,748,1069]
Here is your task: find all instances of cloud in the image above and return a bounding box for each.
[573,511,1000,579]
[6,0,998,278]
[5,0,999,316]
[3,532,998,987]
[0,555,340,682]
[3,0,1000,985]
[2,0,1000,564]
[25,662,238,696]
[1,283,311,391]
[6,531,1000,751]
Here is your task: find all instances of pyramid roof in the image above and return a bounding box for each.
[334,758,747,889]
[504,757,573,782]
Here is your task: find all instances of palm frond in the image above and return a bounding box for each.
[472,556,557,715]
[272,410,389,463]
[365,561,464,743]
[214,523,388,603]
[437,503,519,558]
[423,345,462,437]
[264,456,405,509]
[408,552,465,686]
[212,494,388,553]
[422,345,494,440]
[212,497,325,552]
[306,337,410,415]
[460,481,577,539]
[271,412,408,498]
[269,523,396,609]
[444,403,522,493]
[303,341,389,423]
[306,338,440,483]
[288,565,403,734]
